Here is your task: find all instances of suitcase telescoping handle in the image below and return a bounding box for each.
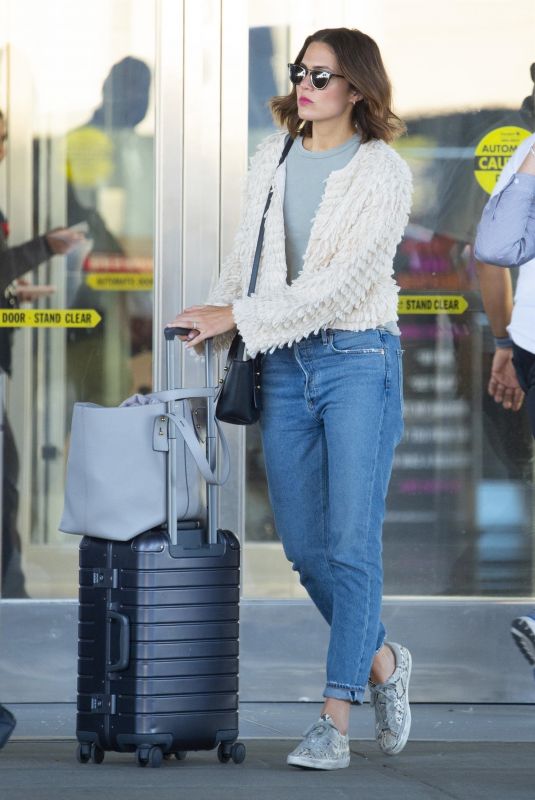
[164,326,219,546]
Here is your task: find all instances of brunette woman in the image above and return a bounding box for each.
[169,27,413,770]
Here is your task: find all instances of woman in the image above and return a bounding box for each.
[169,27,413,770]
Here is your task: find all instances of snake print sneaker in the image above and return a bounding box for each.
[511,615,535,666]
[287,714,350,770]
[369,642,412,756]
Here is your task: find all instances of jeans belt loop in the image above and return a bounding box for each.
[321,328,329,345]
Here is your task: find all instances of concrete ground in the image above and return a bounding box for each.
[1,738,533,800]
[2,703,534,799]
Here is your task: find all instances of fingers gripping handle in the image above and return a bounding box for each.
[164,326,191,340]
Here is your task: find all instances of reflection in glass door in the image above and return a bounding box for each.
[242,0,535,597]
[229,0,535,701]
[0,0,155,597]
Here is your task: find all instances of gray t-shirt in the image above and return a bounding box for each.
[284,134,361,283]
[283,134,399,336]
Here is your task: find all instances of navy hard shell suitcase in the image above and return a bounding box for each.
[75,329,245,767]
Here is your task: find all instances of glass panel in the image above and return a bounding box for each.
[243,0,535,597]
[0,0,155,597]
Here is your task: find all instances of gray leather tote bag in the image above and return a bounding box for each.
[59,391,229,541]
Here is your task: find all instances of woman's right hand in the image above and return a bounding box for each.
[166,304,236,347]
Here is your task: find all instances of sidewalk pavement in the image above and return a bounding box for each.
[0,738,532,800]
[2,704,534,800]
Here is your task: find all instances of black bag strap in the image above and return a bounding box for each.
[230,135,293,362]
[246,135,294,297]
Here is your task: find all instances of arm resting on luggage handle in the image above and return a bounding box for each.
[108,611,130,672]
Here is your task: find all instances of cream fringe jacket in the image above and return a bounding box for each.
[208,132,413,357]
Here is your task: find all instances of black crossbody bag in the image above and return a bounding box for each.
[215,136,293,425]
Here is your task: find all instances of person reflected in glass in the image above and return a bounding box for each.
[65,57,153,406]
[168,28,413,770]
[0,109,85,597]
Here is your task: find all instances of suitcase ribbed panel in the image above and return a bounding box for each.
[76,529,240,754]
[120,570,238,589]
[78,656,238,679]
[115,587,238,605]
[80,620,239,642]
[79,675,239,697]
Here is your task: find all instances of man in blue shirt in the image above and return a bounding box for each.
[475,132,535,671]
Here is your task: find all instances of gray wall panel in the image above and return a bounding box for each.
[2,599,534,704]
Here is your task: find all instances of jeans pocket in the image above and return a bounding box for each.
[328,330,385,355]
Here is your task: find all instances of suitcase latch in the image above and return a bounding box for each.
[90,694,116,714]
[91,568,118,588]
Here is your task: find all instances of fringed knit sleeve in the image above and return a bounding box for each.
[204,133,285,354]
[203,228,246,354]
[232,156,413,356]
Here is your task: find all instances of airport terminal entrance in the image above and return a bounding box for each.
[1,0,535,706]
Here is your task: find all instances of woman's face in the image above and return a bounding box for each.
[295,41,360,129]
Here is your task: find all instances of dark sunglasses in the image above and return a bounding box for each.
[288,62,345,90]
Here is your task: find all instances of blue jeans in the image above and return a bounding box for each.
[259,328,404,703]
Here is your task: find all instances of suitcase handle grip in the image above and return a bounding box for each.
[108,611,130,672]
[164,326,193,340]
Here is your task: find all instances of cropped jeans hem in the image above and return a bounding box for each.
[324,682,366,705]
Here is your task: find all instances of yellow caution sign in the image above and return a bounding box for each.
[66,126,114,187]
[398,295,468,314]
[0,309,102,328]
[86,272,154,291]
[474,126,531,194]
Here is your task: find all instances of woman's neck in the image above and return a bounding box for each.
[302,120,356,153]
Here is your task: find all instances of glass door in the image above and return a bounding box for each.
[0,0,156,599]
[223,0,535,702]
[2,0,535,710]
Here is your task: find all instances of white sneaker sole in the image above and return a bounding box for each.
[287,754,350,770]
[511,618,535,666]
[378,647,412,756]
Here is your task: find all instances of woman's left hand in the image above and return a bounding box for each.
[166,305,236,347]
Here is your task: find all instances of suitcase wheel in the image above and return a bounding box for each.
[217,741,246,765]
[136,745,163,768]
[90,743,105,764]
[76,743,91,764]
[230,742,246,764]
[217,742,231,763]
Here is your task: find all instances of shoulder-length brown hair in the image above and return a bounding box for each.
[270,28,405,143]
